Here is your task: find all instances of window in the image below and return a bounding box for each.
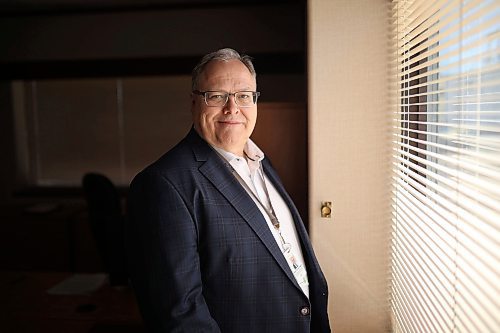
[13,77,193,187]
[390,0,500,332]
[12,74,307,189]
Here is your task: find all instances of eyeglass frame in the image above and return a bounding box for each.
[192,90,260,108]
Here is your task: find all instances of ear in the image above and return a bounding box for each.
[190,94,197,117]
[190,93,197,110]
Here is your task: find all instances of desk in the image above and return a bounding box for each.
[0,271,143,333]
[0,201,101,272]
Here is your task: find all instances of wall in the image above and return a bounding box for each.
[308,0,392,332]
[0,2,307,202]
[10,73,306,184]
[0,2,309,274]
[0,4,304,62]
[0,82,15,203]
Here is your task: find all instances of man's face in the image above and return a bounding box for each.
[191,59,257,156]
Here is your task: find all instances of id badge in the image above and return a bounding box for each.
[283,248,309,287]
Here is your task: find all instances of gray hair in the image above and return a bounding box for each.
[191,48,256,91]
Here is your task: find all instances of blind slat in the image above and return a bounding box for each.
[393,138,500,180]
[391,2,500,331]
[393,181,499,319]
[398,1,498,60]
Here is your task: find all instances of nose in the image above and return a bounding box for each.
[223,94,239,114]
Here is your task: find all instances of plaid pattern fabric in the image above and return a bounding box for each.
[126,128,331,333]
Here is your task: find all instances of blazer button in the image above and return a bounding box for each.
[300,306,310,316]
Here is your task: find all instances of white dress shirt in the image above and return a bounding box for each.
[212,140,310,298]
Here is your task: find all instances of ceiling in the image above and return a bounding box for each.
[0,0,301,15]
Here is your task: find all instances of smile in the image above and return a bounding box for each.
[218,120,243,125]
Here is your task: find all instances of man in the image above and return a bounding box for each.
[126,48,331,332]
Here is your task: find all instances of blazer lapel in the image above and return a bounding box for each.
[186,130,299,288]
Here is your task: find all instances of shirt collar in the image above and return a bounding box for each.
[211,139,265,164]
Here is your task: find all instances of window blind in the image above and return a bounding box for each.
[390,0,500,332]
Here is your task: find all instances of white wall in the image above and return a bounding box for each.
[308,0,392,332]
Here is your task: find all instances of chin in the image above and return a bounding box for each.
[216,135,246,150]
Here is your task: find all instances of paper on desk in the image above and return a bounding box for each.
[24,202,60,214]
[46,273,107,295]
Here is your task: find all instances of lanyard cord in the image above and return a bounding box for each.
[226,159,289,249]
[225,153,309,295]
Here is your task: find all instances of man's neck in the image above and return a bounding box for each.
[194,126,245,156]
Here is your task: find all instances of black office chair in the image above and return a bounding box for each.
[82,173,128,286]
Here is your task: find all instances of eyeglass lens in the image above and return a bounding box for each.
[205,91,257,107]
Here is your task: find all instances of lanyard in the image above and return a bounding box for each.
[224,154,310,297]
[227,157,289,250]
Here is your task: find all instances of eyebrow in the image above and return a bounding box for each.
[205,87,254,92]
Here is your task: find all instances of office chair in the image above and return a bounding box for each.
[82,173,128,286]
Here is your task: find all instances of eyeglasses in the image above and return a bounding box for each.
[193,90,260,108]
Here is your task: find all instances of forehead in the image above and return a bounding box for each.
[199,60,256,89]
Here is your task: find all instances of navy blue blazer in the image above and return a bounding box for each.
[126,128,331,332]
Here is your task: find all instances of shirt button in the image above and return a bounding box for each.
[300,306,310,316]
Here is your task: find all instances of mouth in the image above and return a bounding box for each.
[217,120,243,125]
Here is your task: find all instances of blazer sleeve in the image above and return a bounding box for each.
[126,170,221,333]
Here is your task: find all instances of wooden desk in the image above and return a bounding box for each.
[0,201,102,272]
[0,271,143,333]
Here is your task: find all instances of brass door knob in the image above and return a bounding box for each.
[321,202,332,218]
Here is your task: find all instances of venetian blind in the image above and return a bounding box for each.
[390,0,500,332]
